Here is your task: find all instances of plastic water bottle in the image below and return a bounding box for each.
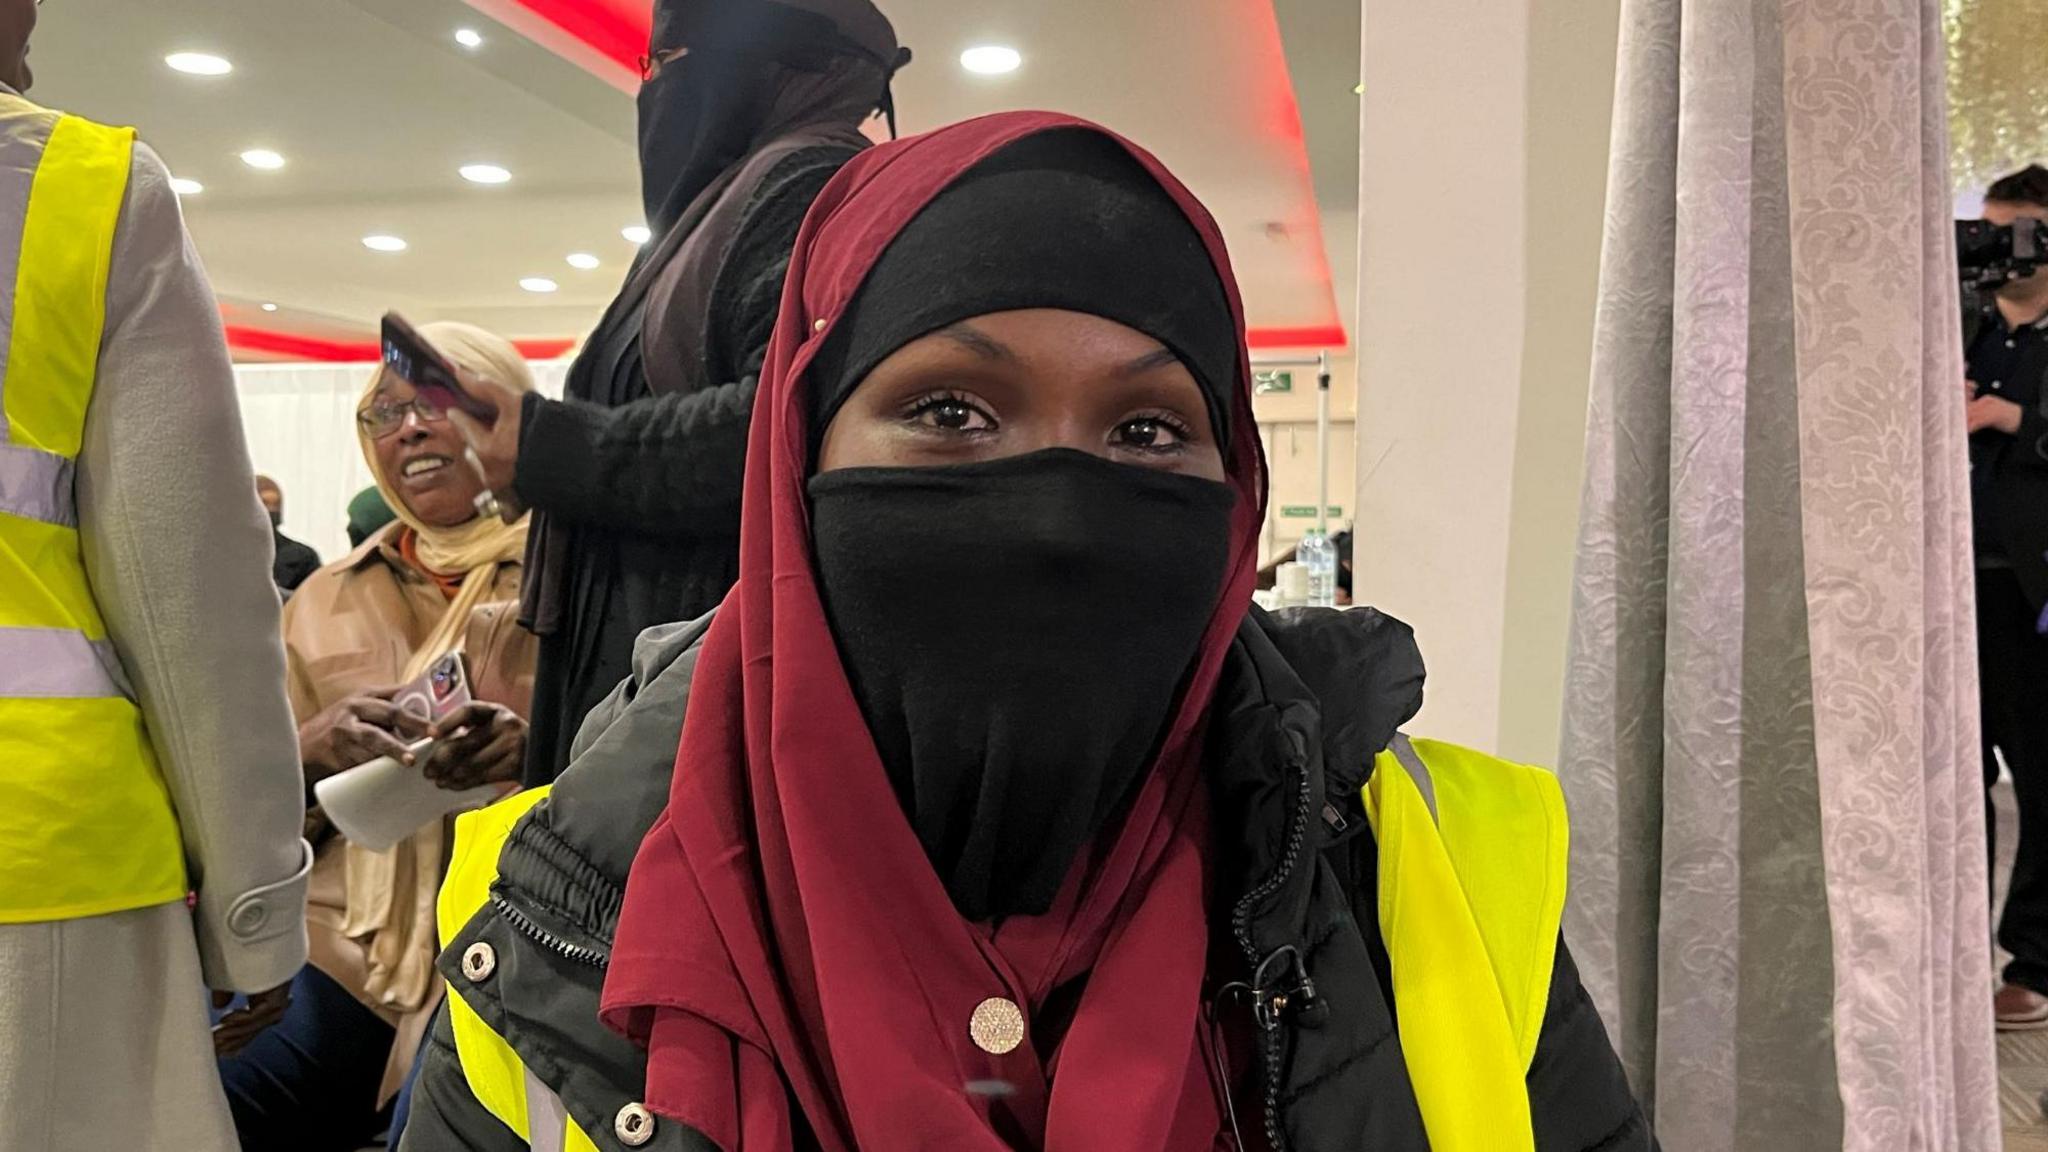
[1298,530,1338,609]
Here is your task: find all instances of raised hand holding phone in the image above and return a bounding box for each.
[444,366,528,523]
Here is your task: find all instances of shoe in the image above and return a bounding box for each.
[1996,983,2048,1030]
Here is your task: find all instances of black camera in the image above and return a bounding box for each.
[1958,218,2048,290]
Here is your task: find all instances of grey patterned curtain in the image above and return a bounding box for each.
[1560,0,1998,1146]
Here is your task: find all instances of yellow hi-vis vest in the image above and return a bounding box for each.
[1365,735,1570,1152]
[435,786,604,1152]
[0,96,189,923]
[437,740,1570,1151]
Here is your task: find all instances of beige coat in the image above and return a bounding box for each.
[282,521,536,1095]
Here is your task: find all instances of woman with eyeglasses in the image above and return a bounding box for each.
[217,321,539,1152]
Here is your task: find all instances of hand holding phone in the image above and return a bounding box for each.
[381,312,498,427]
[389,652,475,728]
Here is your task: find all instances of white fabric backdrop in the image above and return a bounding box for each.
[1559,0,1998,1145]
[232,361,570,564]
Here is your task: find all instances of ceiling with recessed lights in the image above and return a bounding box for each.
[28,0,1359,363]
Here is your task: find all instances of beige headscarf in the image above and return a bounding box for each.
[343,321,534,1023]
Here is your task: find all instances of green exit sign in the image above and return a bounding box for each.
[1280,505,1344,519]
[1254,370,1293,394]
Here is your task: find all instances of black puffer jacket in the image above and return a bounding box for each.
[402,609,1652,1152]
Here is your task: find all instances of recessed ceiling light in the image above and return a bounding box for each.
[520,277,559,294]
[454,28,484,49]
[240,149,285,170]
[622,224,651,245]
[566,252,600,270]
[260,302,279,312]
[959,45,1022,75]
[362,234,408,253]
[459,163,511,185]
[170,177,203,196]
[166,52,233,76]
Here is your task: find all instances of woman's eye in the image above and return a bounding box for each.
[906,394,995,433]
[1115,416,1190,452]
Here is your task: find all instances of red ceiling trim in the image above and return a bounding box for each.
[1247,324,1349,352]
[225,326,377,362]
[514,338,579,360]
[225,326,575,364]
[463,0,642,92]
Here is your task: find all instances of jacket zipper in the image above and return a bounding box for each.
[490,892,610,969]
[1228,730,1316,1152]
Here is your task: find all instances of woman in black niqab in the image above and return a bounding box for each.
[507,0,910,787]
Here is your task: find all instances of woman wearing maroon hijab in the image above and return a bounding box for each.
[406,113,1649,1152]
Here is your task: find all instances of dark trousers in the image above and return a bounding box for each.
[217,965,395,1152]
[1983,568,2048,992]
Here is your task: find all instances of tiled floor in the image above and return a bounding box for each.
[2003,1027,2048,1150]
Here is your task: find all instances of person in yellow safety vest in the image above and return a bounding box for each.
[406,619,1651,1152]
[403,113,1650,1152]
[0,1,312,1145]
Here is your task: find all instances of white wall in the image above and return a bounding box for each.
[1496,0,1624,765]
[233,361,569,564]
[1253,348,1356,562]
[1354,0,1619,756]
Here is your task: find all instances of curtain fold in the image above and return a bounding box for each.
[1561,0,1997,1146]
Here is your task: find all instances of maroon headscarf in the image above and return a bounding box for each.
[601,111,1268,1151]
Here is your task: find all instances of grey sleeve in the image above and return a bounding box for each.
[73,140,311,993]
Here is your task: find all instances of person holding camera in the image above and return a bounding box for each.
[1969,165,2048,1030]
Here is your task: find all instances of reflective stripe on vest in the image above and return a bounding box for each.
[1364,735,1569,1152]
[0,99,189,923]
[0,625,129,698]
[435,788,600,1152]
[0,439,75,526]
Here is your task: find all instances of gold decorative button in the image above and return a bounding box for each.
[969,996,1026,1055]
[615,1102,656,1147]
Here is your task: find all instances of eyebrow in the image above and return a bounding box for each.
[938,323,1185,378]
[1117,346,1183,376]
[935,322,1018,362]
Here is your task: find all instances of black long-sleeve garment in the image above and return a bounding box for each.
[515,144,859,785]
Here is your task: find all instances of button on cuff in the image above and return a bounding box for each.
[223,838,314,942]
[229,901,268,937]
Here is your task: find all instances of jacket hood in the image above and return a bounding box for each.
[1260,605,1425,814]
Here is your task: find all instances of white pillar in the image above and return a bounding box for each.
[1354,0,1619,758]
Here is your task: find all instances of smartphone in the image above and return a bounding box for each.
[381,311,497,426]
[391,652,475,727]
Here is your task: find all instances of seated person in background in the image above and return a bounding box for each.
[348,483,398,549]
[256,474,322,594]
[219,322,539,1152]
[403,115,1649,1152]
